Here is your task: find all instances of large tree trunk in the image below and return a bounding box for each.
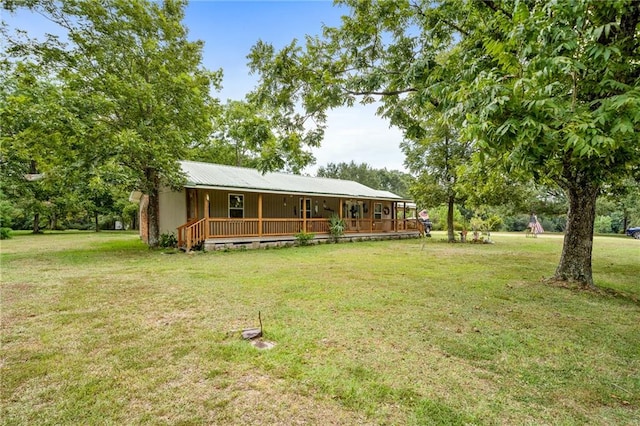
[94,211,100,232]
[554,180,598,287]
[146,168,161,247]
[447,194,455,242]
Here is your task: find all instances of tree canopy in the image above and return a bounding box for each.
[2,0,221,246]
[249,0,640,287]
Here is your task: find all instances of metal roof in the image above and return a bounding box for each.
[180,161,407,201]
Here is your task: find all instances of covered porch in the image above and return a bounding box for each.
[176,188,422,250]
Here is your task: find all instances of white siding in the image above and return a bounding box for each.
[159,188,187,236]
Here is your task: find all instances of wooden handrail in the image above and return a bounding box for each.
[177,218,206,251]
[177,217,201,245]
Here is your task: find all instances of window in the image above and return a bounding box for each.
[374,203,382,220]
[346,201,361,219]
[229,194,244,218]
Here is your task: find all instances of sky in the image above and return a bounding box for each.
[3,1,407,175]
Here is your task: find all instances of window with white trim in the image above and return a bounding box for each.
[229,194,244,218]
[374,203,383,220]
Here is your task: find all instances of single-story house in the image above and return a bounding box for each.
[134,160,423,250]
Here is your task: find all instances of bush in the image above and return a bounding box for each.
[503,215,530,232]
[0,227,12,239]
[159,232,178,248]
[609,211,624,234]
[190,239,205,252]
[0,198,17,229]
[484,214,503,232]
[594,215,613,234]
[429,205,464,231]
[99,214,123,230]
[503,214,565,233]
[295,231,315,246]
[66,222,94,231]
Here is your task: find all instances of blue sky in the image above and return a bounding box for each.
[3,1,407,174]
[184,1,346,100]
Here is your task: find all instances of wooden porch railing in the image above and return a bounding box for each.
[177,217,206,251]
[209,218,260,237]
[207,218,330,237]
[178,217,420,248]
[345,218,418,233]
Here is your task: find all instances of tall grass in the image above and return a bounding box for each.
[1,231,638,425]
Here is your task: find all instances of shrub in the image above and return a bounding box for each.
[484,214,503,232]
[504,214,530,232]
[0,227,12,240]
[191,239,205,252]
[609,211,625,234]
[594,215,613,234]
[295,231,315,246]
[159,232,178,248]
[328,215,346,242]
[66,222,94,231]
[429,205,464,231]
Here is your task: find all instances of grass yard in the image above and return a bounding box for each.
[1,231,638,425]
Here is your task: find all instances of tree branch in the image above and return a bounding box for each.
[479,0,513,19]
[410,1,470,37]
[343,87,417,96]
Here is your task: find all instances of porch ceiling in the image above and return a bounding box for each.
[180,160,411,202]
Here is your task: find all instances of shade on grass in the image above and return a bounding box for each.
[1,231,638,424]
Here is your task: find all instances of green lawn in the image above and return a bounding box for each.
[1,231,638,425]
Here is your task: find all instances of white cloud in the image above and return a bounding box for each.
[305,104,407,175]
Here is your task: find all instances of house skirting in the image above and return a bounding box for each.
[204,230,420,251]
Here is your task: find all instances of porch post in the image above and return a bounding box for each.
[204,194,210,238]
[303,198,307,233]
[403,201,407,230]
[369,200,373,232]
[258,193,263,237]
[394,202,398,232]
[339,199,343,219]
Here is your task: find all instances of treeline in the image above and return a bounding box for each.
[321,162,640,235]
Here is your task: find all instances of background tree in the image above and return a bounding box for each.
[317,161,381,188]
[459,0,640,286]
[248,0,640,287]
[192,100,274,169]
[378,169,413,200]
[3,0,221,247]
[402,113,472,241]
[597,178,640,233]
[317,161,413,198]
[0,59,79,233]
[79,161,130,232]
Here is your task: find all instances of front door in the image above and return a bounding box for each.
[300,198,311,232]
[299,198,311,219]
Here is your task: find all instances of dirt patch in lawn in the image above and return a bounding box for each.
[222,372,375,425]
